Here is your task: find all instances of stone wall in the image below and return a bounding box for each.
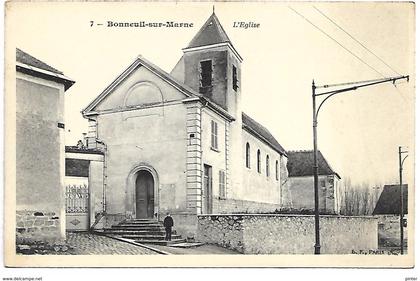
[376,215,408,246]
[212,197,281,214]
[16,210,62,243]
[197,214,377,254]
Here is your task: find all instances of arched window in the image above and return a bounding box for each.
[246,143,251,168]
[266,155,270,177]
[276,160,279,181]
[257,149,261,173]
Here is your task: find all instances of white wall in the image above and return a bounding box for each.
[241,129,282,205]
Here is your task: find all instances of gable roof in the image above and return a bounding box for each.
[82,55,234,121]
[187,12,232,49]
[373,184,408,215]
[82,55,199,115]
[16,48,75,90]
[242,112,286,155]
[287,150,340,178]
[17,48,63,74]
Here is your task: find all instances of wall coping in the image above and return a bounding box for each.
[197,214,378,219]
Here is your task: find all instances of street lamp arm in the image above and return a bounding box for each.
[401,155,409,168]
[315,91,350,121]
[315,75,409,97]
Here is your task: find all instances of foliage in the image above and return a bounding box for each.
[339,178,381,216]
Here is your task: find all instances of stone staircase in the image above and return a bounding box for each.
[100,218,185,246]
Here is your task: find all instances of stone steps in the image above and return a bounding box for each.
[121,234,182,240]
[133,239,185,246]
[103,218,184,246]
[103,229,169,235]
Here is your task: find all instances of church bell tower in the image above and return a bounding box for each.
[181,12,243,117]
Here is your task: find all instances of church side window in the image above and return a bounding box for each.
[257,149,261,173]
[233,65,238,91]
[219,170,226,198]
[266,155,270,177]
[200,60,213,87]
[276,160,279,181]
[246,143,251,168]
[211,120,218,150]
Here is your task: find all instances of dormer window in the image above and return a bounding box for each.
[233,65,238,91]
[200,60,213,87]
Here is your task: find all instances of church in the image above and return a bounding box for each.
[81,12,290,236]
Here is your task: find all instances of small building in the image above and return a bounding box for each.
[16,48,74,243]
[287,150,341,214]
[373,184,408,247]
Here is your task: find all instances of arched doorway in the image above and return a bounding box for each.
[135,170,154,218]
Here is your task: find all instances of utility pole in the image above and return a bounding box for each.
[399,146,408,255]
[312,80,321,254]
[312,75,409,255]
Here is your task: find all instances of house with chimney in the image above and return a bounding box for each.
[80,12,290,237]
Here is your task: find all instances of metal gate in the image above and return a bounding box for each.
[65,177,89,231]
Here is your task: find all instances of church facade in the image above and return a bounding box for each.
[82,13,289,236]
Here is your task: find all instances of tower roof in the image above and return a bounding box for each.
[187,12,233,49]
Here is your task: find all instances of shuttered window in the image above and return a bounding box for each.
[233,65,239,91]
[219,170,226,198]
[200,60,213,87]
[211,120,218,150]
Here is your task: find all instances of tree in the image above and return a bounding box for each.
[339,178,379,215]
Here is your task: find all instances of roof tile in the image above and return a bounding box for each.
[373,184,408,215]
[242,112,286,155]
[16,48,63,75]
[187,13,232,48]
[287,150,340,178]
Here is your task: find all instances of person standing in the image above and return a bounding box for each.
[163,212,174,241]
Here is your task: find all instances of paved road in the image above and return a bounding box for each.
[66,232,158,255]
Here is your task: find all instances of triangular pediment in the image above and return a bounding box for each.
[83,56,201,115]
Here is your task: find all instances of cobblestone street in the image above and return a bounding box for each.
[65,232,158,255]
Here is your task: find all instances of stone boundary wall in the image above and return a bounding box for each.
[16,210,62,243]
[376,215,408,243]
[212,197,281,214]
[197,214,378,254]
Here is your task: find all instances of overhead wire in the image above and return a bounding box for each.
[311,6,409,102]
[288,6,386,78]
[313,6,402,76]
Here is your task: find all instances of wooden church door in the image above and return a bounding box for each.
[135,170,154,218]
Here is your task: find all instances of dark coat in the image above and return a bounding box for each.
[163,216,174,228]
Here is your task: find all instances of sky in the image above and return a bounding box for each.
[7,2,415,187]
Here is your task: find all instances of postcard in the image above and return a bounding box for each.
[4,1,415,268]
